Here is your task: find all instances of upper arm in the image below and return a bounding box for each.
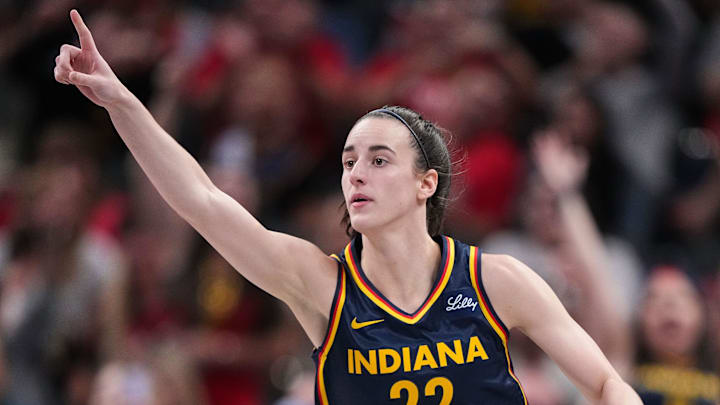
[184,186,338,315]
[482,254,624,402]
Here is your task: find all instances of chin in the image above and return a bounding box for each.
[348,215,382,236]
[348,220,370,235]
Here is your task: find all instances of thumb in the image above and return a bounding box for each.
[69,71,99,87]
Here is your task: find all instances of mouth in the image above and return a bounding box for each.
[659,319,682,336]
[350,194,372,208]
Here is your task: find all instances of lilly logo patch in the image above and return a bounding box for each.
[445,293,478,312]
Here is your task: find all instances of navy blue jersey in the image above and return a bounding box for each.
[312,235,527,405]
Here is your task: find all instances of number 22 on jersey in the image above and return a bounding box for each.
[390,376,453,405]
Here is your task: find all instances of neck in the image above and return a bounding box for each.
[652,350,697,369]
[359,225,442,313]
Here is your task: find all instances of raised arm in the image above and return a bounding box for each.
[532,132,632,372]
[482,254,641,404]
[53,10,337,344]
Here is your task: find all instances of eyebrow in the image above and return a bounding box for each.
[342,144,397,155]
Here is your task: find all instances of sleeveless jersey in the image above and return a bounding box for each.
[312,235,527,405]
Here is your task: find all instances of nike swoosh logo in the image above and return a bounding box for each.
[351,317,385,329]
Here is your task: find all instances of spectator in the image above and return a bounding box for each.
[484,131,642,403]
[0,121,128,405]
[635,266,719,404]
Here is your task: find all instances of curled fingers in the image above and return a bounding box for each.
[54,44,82,85]
[58,44,81,70]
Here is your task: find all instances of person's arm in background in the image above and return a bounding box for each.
[532,132,633,376]
[53,10,336,346]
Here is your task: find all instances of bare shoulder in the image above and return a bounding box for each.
[480,253,556,331]
[480,253,541,294]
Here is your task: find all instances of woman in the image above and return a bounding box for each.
[53,10,640,404]
[635,266,719,404]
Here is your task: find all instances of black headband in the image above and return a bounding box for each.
[371,108,430,168]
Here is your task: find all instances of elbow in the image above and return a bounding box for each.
[168,184,218,223]
[597,376,641,405]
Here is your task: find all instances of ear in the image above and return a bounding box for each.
[417,169,438,201]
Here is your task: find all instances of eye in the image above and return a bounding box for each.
[343,159,355,169]
[373,157,387,167]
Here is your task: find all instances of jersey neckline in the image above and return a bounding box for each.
[343,235,455,324]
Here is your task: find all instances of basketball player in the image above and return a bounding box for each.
[54,10,641,404]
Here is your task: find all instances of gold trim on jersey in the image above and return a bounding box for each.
[344,236,455,324]
[469,246,527,404]
[316,267,347,405]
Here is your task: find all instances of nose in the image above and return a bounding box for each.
[349,162,366,186]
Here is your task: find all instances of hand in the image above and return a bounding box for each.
[532,130,589,196]
[54,10,126,107]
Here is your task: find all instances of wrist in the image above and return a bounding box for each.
[554,186,581,201]
[105,85,138,113]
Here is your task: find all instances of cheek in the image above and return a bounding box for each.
[340,172,350,196]
[386,170,418,194]
[683,301,705,336]
[640,304,663,332]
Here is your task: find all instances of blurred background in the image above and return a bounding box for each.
[0,0,719,404]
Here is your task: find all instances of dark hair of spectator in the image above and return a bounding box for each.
[340,105,453,238]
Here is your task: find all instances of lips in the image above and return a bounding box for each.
[350,193,373,208]
[659,319,682,335]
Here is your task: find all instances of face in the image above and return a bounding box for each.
[341,117,435,235]
[553,92,600,146]
[640,269,705,362]
[455,66,512,134]
[523,179,564,244]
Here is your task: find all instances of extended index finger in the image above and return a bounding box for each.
[70,9,96,51]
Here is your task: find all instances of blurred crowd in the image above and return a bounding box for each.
[0,0,719,404]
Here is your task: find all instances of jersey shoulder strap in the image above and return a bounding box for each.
[467,245,511,341]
